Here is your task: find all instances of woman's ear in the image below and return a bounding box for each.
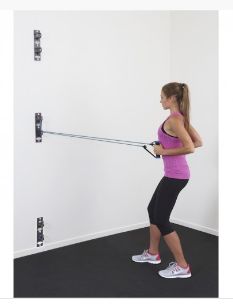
[170,95,177,103]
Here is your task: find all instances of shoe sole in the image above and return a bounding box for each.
[158,272,192,278]
[132,258,161,264]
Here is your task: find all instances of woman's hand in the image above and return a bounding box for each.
[153,144,166,156]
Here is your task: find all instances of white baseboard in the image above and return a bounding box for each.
[14,221,149,259]
[14,219,218,259]
[170,217,218,236]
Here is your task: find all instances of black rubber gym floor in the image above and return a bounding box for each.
[14,223,218,297]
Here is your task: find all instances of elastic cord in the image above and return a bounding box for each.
[42,130,153,147]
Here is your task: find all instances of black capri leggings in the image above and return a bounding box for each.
[147,176,189,236]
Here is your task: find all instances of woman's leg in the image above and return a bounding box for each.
[149,224,161,255]
[163,230,188,268]
[147,178,165,254]
[151,177,189,267]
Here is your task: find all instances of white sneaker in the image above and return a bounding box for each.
[158,262,192,279]
[132,249,161,264]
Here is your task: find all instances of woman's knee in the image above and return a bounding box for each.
[153,222,174,236]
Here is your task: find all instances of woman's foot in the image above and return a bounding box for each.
[158,262,191,278]
[132,249,161,264]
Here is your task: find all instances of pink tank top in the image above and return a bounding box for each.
[158,111,190,179]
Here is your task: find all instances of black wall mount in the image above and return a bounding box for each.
[37,217,44,247]
[34,30,42,61]
[35,113,43,142]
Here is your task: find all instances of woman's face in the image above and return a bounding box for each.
[160,91,170,110]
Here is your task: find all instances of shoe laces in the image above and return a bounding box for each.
[140,249,152,259]
[167,262,181,273]
[142,250,149,257]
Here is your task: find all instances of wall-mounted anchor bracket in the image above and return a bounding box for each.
[34,30,42,61]
[37,217,44,247]
[35,113,43,142]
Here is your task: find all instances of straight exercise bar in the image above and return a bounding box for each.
[35,113,160,158]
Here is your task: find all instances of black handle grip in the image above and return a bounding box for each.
[150,141,161,158]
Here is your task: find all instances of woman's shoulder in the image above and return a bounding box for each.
[168,112,184,121]
[166,113,184,127]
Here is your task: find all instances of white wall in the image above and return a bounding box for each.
[14,11,218,258]
[169,11,218,234]
[14,11,170,257]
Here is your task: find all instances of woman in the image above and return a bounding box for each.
[132,82,203,279]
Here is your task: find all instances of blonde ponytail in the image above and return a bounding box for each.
[179,83,190,132]
[162,82,191,132]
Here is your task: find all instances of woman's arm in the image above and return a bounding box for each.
[160,117,195,156]
[154,117,203,156]
[188,124,203,148]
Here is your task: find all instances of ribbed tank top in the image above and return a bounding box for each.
[158,111,190,179]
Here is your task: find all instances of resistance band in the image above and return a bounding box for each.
[35,113,160,159]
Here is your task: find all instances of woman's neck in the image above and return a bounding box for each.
[169,108,180,115]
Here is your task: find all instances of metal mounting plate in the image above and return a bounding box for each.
[35,113,43,142]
